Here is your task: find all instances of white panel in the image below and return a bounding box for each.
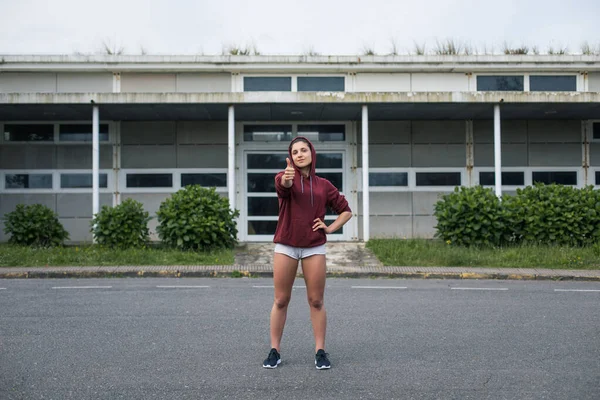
[177,121,228,144]
[473,120,528,143]
[412,144,465,167]
[529,144,582,166]
[358,192,412,215]
[413,215,437,238]
[121,146,176,168]
[474,143,528,167]
[589,73,600,92]
[60,218,94,242]
[121,122,176,145]
[0,194,56,217]
[354,73,410,92]
[358,144,411,168]
[57,193,112,218]
[412,192,444,215]
[0,73,56,92]
[590,143,600,166]
[57,73,113,93]
[56,145,113,169]
[370,216,413,238]
[358,121,411,144]
[528,120,581,143]
[411,73,469,92]
[0,220,7,242]
[177,145,228,168]
[412,121,465,143]
[176,73,231,92]
[0,145,56,169]
[121,73,177,92]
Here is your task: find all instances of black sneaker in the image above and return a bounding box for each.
[315,349,331,370]
[263,348,281,368]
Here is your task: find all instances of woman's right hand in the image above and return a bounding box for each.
[282,158,295,187]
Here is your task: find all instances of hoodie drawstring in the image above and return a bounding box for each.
[310,175,313,206]
[300,175,314,207]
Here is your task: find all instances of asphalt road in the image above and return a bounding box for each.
[1,278,599,400]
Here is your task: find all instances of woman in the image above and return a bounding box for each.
[262,136,352,370]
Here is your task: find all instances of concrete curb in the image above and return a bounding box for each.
[1,265,600,281]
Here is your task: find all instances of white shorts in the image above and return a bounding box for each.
[274,243,326,260]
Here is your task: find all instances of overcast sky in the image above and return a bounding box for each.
[1,0,599,56]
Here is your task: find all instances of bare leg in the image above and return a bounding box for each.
[301,254,327,352]
[270,253,299,351]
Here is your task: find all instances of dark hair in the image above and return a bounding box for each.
[289,137,309,148]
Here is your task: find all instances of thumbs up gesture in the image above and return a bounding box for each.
[282,157,295,187]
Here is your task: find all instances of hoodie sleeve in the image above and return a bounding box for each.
[275,171,291,198]
[325,180,351,214]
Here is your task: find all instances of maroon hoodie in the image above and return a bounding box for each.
[273,137,351,248]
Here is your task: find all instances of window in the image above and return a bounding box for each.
[297,77,345,92]
[248,197,279,216]
[316,153,343,168]
[596,171,600,185]
[5,174,53,189]
[247,154,287,169]
[243,125,293,142]
[479,172,525,186]
[244,77,291,91]
[4,124,54,141]
[319,173,343,191]
[416,172,461,186]
[297,125,345,142]
[532,171,577,185]
[59,124,109,142]
[593,122,600,140]
[477,76,524,91]
[61,173,108,188]
[530,75,576,92]
[248,221,278,235]
[247,173,276,193]
[181,173,226,187]
[369,172,408,187]
[126,173,173,188]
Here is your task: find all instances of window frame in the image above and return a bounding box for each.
[528,74,578,92]
[0,169,113,193]
[475,74,525,92]
[531,168,581,187]
[0,121,115,144]
[118,168,228,194]
[472,167,527,189]
[357,168,467,192]
[590,120,600,143]
[240,74,347,93]
[241,121,350,144]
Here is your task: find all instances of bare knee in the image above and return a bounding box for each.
[308,297,324,310]
[274,296,291,310]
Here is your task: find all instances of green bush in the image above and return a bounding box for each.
[434,186,505,247]
[156,185,239,250]
[434,184,600,247]
[90,198,151,248]
[4,204,69,247]
[502,184,600,246]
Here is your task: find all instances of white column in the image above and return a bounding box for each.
[228,105,235,211]
[92,105,100,242]
[493,104,502,197]
[361,105,370,242]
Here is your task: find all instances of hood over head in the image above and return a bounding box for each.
[288,136,316,176]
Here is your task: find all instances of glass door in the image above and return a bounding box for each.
[244,151,349,241]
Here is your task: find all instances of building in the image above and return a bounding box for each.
[1,54,599,243]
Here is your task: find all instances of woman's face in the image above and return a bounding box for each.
[290,141,312,169]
